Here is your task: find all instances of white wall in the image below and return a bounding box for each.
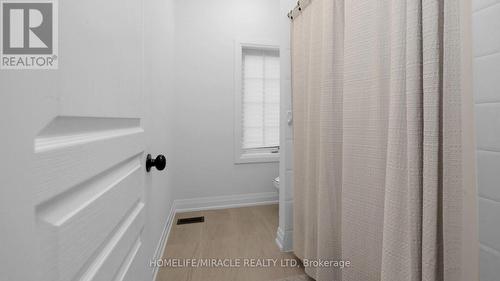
[472,1,500,279]
[171,0,281,200]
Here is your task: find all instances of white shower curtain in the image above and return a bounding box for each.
[291,1,478,281]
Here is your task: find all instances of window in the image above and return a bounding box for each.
[234,43,280,163]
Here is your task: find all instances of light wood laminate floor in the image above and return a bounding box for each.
[155,204,309,281]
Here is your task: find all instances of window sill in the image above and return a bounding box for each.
[235,152,280,164]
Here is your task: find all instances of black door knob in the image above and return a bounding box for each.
[146,154,166,172]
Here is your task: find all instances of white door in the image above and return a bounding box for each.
[0,0,153,280]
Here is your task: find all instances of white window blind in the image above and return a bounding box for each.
[241,47,280,152]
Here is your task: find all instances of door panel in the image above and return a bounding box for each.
[0,0,148,280]
[58,0,143,118]
[34,117,144,204]
[34,119,146,281]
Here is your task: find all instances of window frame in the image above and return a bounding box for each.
[234,40,280,164]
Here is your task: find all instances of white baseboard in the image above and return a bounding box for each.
[275,226,293,252]
[175,191,278,213]
[150,191,279,280]
[151,201,176,281]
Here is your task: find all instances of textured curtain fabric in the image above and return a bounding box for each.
[292,0,343,280]
[291,1,478,281]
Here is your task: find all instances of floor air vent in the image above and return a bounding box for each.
[177,216,205,225]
